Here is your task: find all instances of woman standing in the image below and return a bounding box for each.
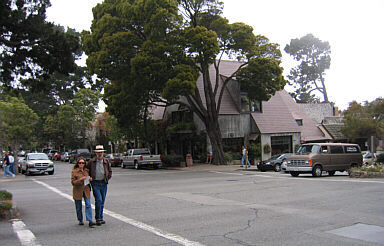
[71,158,95,227]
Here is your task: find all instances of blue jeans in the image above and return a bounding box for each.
[92,181,108,221]
[75,192,92,222]
[3,165,14,178]
[241,156,250,166]
[9,162,15,174]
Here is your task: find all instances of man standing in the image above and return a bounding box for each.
[86,145,112,226]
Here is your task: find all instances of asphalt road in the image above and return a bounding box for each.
[1,162,384,246]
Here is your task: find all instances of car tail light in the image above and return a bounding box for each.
[140,155,143,161]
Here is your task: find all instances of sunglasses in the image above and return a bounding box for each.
[78,162,85,164]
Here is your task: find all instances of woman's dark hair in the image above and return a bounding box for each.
[73,157,87,169]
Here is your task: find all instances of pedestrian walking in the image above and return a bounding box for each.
[71,158,96,227]
[3,152,15,178]
[86,145,112,226]
[8,152,15,174]
[241,146,251,167]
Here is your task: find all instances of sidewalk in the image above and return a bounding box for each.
[166,163,257,172]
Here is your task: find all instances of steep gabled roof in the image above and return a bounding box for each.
[252,90,330,141]
[196,60,241,114]
[251,91,300,134]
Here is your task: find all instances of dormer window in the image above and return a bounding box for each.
[296,119,303,126]
[241,92,262,113]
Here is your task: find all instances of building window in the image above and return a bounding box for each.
[241,92,262,113]
[296,119,303,126]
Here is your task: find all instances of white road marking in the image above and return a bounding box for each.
[32,179,205,246]
[209,170,384,184]
[11,219,41,246]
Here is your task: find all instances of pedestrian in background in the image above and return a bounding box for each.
[86,145,112,226]
[3,152,15,178]
[71,157,95,228]
[8,152,15,174]
[241,146,251,167]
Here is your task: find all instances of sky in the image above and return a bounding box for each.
[46,0,384,111]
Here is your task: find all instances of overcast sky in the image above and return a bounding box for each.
[47,0,384,111]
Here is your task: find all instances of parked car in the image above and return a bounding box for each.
[20,153,54,175]
[106,153,123,167]
[69,149,91,163]
[122,148,162,169]
[60,152,70,162]
[53,152,62,161]
[47,150,58,160]
[362,152,376,165]
[286,143,362,177]
[257,153,293,172]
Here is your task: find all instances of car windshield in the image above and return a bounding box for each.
[363,153,373,158]
[133,149,150,155]
[113,153,121,157]
[28,154,49,160]
[297,145,320,154]
[269,154,282,160]
[78,149,89,153]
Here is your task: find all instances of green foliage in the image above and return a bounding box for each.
[342,98,384,140]
[0,0,80,87]
[161,155,185,166]
[263,143,271,154]
[0,202,12,212]
[83,0,286,165]
[352,164,384,173]
[0,190,12,201]
[248,143,261,161]
[376,153,384,163]
[0,97,39,150]
[224,151,242,161]
[284,34,331,102]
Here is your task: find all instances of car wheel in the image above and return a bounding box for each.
[48,170,54,175]
[274,164,281,172]
[312,165,322,177]
[328,171,335,176]
[134,161,140,170]
[26,168,31,176]
[290,171,299,177]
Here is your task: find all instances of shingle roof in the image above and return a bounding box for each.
[251,91,300,134]
[322,124,346,140]
[252,90,330,141]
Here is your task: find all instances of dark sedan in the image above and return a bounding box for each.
[257,153,293,172]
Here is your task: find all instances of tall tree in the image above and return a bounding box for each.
[342,98,384,141]
[83,0,285,164]
[284,33,331,103]
[0,96,39,153]
[0,0,81,87]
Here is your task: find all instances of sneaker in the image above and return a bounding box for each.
[89,221,95,228]
[78,221,84,226]
[100,219,105,224]
[96,220,102,226]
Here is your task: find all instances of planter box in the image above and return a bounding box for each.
[349,170,384,178]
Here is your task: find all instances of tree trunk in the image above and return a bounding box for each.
[206,119,226,165]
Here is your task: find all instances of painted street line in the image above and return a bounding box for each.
[33,179,205,246]
[11,219,41,246]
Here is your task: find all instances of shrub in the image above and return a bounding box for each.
[0,190,12,201]
[248,143,261,162]
[352,164,384,172]
[376,153,384,163]
[161,155,185,167]
[224,152,233,162]
[0,202,12,211]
